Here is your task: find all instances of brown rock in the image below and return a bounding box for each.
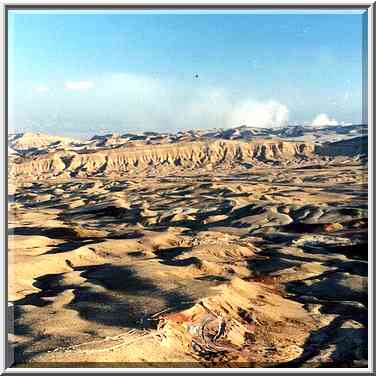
[323,223,343,232]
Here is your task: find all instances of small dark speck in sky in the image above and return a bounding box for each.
[194,74,199,79]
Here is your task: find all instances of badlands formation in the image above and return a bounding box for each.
[8,125,368,367]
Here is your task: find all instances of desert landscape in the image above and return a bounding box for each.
[8,124,368,367]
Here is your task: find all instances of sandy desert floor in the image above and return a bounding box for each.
[8,158,368,367]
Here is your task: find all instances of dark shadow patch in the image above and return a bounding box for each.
[107,231,144,240]
[314,243,368,261]
[43,239,104,255]
[60,206,142,224]
[319,302,367,325]
[195,275,229,282]
[14,273,70,308]
[247,255,299,275]
[79,264,157,292]
[324,259,367,276]
[13,335,48,366]
[22,200,70,210]
[13,305,35,335]
[66,264,194,329]
[66,288,140,328]
[278,316,367,367]
[158,256,201,267]
[127,251,145,258]
[10,226,104,241]
[15,263,195,332]
[153,246,192,260]
[262,232,299,244]
[285,270,367,303]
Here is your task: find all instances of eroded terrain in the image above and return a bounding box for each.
[8,129,368,367]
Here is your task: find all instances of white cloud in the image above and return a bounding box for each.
[95,73,289,129]
[34,85,49,93]
[311,113,339,127]
[227,100,289,128]
[65,80,94,91]
[22,73,291,133]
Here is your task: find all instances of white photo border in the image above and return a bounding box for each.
[1,1,374,373]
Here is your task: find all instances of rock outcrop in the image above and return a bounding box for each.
[10,139,315,179]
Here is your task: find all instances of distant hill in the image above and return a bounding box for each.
[9,124,367,153]
[8,124,368,180]
[8,132,79,154]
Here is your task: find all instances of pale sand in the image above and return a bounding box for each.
[8,134,368,367]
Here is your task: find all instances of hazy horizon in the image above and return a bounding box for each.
[8,122,367,144]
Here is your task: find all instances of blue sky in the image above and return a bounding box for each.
[8,10,366,138]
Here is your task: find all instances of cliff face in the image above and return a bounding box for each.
[10,140,315,179]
